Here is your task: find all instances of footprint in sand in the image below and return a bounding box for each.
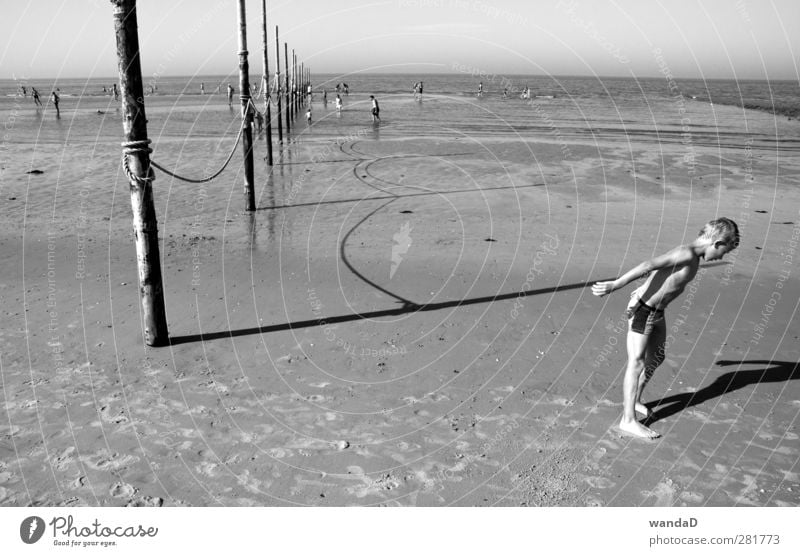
[126,495,164,507]
[585,477,616,489]
[86,452,139,471]
[396,441,418,452]
[268,447,291,459]
[642,480,677,506]
[343,466,402,498]
[109,482,137,498]
[196,461,219,477]
[99,405,129,424]
[680,491,704,503]
[52,447,77,471]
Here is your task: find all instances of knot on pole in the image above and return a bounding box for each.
[121,139,155,185]
[238,50,249,56]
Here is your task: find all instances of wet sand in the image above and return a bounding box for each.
[1,92,799,506]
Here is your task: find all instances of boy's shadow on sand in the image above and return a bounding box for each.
[645,360,800,424]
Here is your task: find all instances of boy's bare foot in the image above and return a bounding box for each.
[618,418,661,439]
[635,402,652,419]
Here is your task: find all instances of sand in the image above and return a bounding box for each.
[1,91,799,506]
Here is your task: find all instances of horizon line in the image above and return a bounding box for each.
[3,71,796,83]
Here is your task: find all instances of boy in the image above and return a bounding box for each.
[591,217,739,439]
[370,95,380,123]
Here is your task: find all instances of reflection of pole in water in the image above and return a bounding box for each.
[265,168,276,241]
[246,210,258,249]
[278,148,286,199]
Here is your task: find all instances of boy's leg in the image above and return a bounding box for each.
[620,327,661,439]
[637,320,666,418]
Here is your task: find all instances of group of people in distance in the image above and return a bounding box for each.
[19,85,58,116]
[293,81,381,123]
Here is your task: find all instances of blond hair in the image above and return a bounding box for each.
[699,217,740,247]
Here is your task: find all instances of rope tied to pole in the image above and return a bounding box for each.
[121,139,155,185]
[120,119,247,185]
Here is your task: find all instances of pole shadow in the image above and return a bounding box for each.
[167,277,606,346]
[645,360,800,424]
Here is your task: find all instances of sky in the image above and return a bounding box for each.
[1,0,798,80]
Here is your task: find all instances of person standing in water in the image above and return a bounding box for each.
[50,90,60,117]
[370,95,380,123]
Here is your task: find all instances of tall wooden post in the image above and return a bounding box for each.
[284,42,291,133]
[292,52,300,115]
[292,51,297,117]
[275,26,283,142]
[111,0,168,346]
[237,0,255,211]
[261,0,273,165]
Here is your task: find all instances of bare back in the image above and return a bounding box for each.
[636,245,699,309]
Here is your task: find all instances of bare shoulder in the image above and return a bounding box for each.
[670,244,696,261]
[651,244,698,269]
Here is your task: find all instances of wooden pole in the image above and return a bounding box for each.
[293,51,297,117]
[237,0,255,211]
[261,0,273,165]
[291,51,295,119]
[275,26,283,142]
[295,53,299,115]
[284,42,290,133]
[111,0,168,346]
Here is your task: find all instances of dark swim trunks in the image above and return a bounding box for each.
[626,298,665,335]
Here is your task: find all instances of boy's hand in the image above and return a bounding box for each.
[591,281,616,297]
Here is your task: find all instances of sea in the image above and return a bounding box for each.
[2,72,797,236]
[2,73,799,117]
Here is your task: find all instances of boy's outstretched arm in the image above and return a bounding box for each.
[591,246,694,297]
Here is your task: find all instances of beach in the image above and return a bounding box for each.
[1,76,799,507]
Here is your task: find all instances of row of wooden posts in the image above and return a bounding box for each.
[112,0,309,346]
